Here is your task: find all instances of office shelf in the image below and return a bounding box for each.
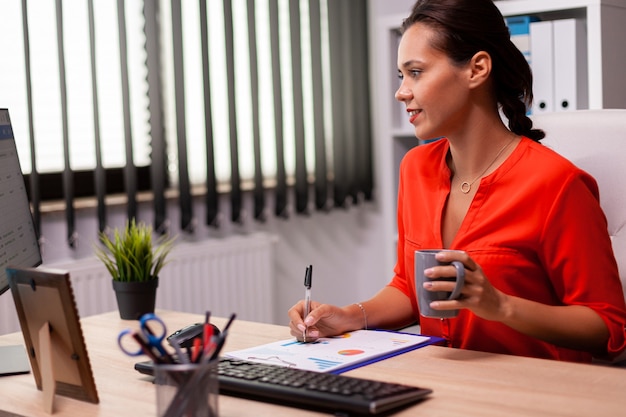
[496,0,626,110]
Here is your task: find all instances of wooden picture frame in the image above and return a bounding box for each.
[6,266,99,412]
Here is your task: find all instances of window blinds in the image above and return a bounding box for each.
[6,0,373,246]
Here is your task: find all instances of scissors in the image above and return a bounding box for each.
[118,313,177,364]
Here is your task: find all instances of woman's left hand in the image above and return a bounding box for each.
[423,250,510,321]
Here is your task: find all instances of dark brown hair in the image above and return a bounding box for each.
[402,0,545,141]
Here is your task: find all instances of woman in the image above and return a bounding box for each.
[288,0,626,362]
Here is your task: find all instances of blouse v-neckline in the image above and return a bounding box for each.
[437,137,527,248]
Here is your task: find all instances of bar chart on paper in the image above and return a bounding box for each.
[226,330,436,374]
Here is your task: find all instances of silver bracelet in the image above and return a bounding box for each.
[354,302,368,330]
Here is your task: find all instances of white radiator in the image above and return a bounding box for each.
[0,232,277,335]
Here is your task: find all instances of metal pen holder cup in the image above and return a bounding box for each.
[154,360,219,417]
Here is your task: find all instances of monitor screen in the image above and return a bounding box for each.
[0,108,42,295]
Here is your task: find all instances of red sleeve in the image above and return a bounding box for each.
[388,153,411,301]
[540,170,626,360]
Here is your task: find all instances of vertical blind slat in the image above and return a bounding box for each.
[223,0,242,224]
[247,0,266,222]
[340,0,356,205]
[353,0,373,200]
[87,0,107,233]
[171,0,194,232]
[290,0,308,214]
[117,0,138,222]
[328,0,347,208]
[198,0,219,228]
[268,0,288,218]
[21,0,40,239]
[143,0,168,233]
[55,0,76,246]
[308,0,328,211]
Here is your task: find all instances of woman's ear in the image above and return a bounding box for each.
[468,51,492,89]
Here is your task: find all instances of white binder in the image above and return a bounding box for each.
[553,18,588,112]
[530,21,554,114]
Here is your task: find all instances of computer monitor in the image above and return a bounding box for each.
[0,108,42,375]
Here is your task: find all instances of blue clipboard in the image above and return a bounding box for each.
[329,330,445,374]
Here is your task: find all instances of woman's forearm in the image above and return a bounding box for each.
[501,295,609,353]
[350,286,416,331]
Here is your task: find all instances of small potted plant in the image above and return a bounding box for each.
[94,218,176,320]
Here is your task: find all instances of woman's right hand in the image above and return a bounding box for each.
[288,287,415,342]
[287,300,354,342]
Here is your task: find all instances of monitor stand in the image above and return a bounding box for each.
[0,344,31,376]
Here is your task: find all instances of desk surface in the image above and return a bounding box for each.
[0,310,625,417]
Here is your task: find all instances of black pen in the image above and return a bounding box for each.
[209,313,236,361]
[222,312,237,333]
[303,265,312,342]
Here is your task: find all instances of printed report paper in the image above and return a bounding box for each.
[226,330,435,374]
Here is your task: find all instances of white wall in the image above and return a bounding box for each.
[369,0,412,16]
[31,1,415,327]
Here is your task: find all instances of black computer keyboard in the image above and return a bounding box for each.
[135,357,432,415]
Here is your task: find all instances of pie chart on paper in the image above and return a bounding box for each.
[338,349,365,356]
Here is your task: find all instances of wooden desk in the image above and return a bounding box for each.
[0,310,625,416]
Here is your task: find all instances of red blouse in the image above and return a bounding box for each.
[389,137,626,362]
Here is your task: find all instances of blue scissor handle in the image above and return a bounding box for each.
[117,313,168,358]
[117,328,144,357]
[138,313,168,355]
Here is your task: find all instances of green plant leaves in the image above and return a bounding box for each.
[94,219,176,282]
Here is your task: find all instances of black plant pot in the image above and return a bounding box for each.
[112,278,159,320]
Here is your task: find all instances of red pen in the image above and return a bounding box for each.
[202,323,214,359]
[191,337,202,363]
[201,311,214,359]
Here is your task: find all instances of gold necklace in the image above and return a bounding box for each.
[458,139,513,194]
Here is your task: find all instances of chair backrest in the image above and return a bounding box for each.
[531,109,626,302]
